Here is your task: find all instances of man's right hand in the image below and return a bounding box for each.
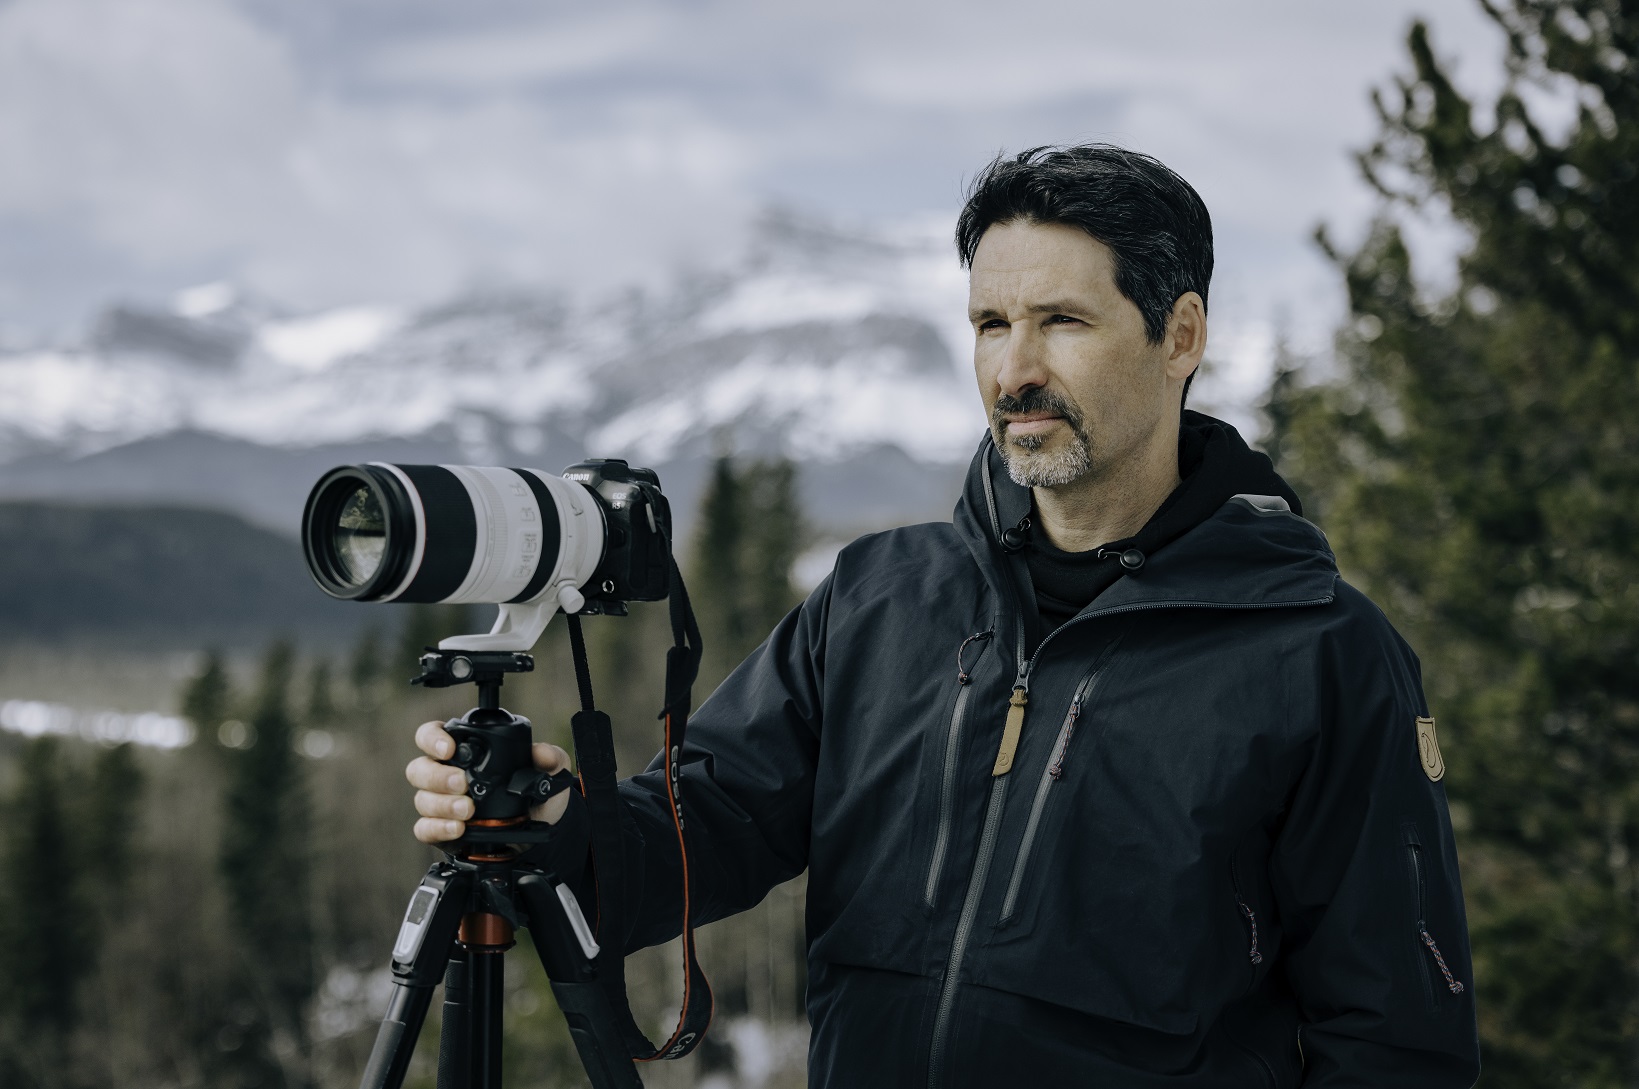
[406,720,575,844]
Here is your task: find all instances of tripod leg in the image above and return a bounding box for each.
[360,864,470,1089]
[446,908,514,1089]
[438,954,470,1089]
[470,946,506,1089]
[518,873,644,1089]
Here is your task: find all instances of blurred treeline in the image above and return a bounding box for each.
[0,455,809,1089]
[1268,1,1639,1084]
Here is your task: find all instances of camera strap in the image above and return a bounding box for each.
[564,557,712,1063]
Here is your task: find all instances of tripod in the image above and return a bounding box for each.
[357,649,642,1089]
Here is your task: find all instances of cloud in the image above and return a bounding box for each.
[0,0,1510,352]
[0,0,756,327]
[365,10,674,90]
[0,0,301,252]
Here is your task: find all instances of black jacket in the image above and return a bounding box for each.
[616,422,1481,1088]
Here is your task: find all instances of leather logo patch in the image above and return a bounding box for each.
[1416,716,1445,782]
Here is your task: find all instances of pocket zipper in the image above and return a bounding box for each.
[997,666,1103,923]
[1407,837,1465,997]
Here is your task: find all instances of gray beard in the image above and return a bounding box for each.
[998,428,1093,488]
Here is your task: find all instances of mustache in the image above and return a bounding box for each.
[991,387,1085,433]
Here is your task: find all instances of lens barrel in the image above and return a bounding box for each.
[301,463,606,606]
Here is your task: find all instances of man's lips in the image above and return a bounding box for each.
[1003,414,1063,436]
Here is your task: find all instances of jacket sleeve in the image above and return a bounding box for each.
[1271,610,1480,1087]
[610,574,828,952]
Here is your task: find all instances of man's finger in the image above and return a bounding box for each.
[416,790,474,821]
[415,817,465,844]
[530,790,573,825]
[415,720,454,759]
[532,743,571,773]
[406,756,468,794]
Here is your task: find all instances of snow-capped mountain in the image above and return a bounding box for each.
[0,213,985,535]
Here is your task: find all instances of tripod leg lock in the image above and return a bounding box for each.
[555,881,600,960]
[391,865,466,981]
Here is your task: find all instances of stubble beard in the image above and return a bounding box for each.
[990,389,1094,488]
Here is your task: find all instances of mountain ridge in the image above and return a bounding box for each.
[0,501,369,648]
[0,214,979,536]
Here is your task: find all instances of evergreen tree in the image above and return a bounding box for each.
[692,454,751,683]
[743,458,806,637]
[689,454,805,687]
[218,642,314,1088]
[0,738,95,1089]
[1269,4,1639,1083]
[80,742,143,931]
[182,651,232,744]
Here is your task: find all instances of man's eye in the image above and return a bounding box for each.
[977,319,1008,332]
[1046,314,1080,325]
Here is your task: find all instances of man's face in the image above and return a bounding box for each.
[968,219,1182,489]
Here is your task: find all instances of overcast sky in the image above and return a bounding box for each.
[0,0,1508,363]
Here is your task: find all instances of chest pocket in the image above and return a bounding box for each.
[975,642,1297,1035]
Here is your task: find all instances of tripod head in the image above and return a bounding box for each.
[413,648,533,701]
[412,649,571,838]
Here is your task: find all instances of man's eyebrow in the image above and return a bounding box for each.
[1025,299,1094,316]
[968,300,1094,322]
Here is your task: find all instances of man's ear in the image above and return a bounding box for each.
[1164,292,1207,381]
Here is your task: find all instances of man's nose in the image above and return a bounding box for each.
[995,324,1048,398]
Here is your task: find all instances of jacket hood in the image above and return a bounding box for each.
[952,411,1338,615]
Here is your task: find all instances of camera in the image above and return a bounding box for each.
[301,458,672,652]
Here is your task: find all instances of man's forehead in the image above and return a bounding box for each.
[968,222,1117,303]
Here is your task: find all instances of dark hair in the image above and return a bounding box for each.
[956,145,1213,395]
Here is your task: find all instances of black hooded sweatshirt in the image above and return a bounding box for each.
[608,413,1479,1088]
[1026,411,1303,631]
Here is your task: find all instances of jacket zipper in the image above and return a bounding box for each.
[928,450,1121,1087]
[926,775,1008,1089]
[1407,838,1465,999]
[928,467,1025,1089]
[924,631,992,907]
[998,665,1104,923]
[928,575,1111,1079]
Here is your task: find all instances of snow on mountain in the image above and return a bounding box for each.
[0,212,984,470]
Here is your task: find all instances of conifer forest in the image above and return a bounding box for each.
[2,1,1638,1086]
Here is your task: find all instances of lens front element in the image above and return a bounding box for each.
[334,486,387,586]
[302,465,417,601]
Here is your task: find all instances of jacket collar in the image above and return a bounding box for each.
[952,430,1338,616]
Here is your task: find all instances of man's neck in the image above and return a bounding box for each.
[1031,422,1182,553]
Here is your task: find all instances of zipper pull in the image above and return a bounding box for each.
[992,686,1028,776]
[1048,703,1080,781]
[1237,898,1264,965]
[955,629,993,685]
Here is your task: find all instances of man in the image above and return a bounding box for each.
[407,145,1481,1086]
